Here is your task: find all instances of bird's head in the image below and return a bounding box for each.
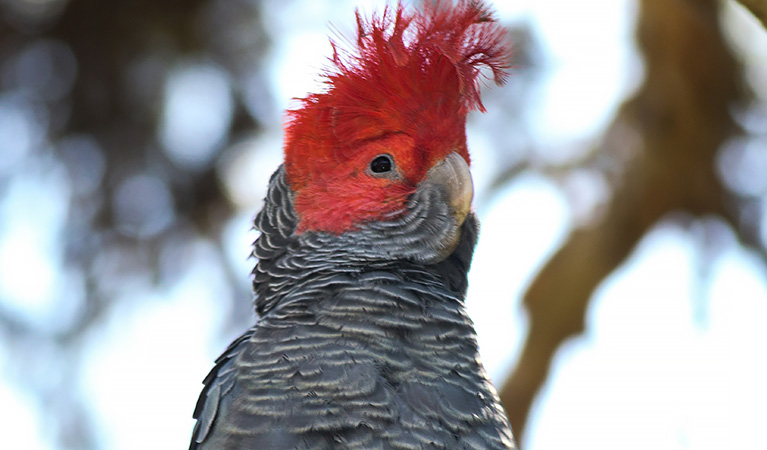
[281,0,510,263]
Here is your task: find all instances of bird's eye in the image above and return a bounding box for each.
[370,154,394,174]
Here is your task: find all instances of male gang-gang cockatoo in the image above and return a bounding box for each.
[190,1,516,448]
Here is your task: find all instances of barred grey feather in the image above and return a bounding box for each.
[190,167,516,449]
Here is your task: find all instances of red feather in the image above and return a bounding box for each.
[283,0,511,234]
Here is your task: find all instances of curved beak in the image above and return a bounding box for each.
[424,152,474,227]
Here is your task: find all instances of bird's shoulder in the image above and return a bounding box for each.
[190,327,254,449]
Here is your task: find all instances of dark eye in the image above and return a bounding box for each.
[370,154,393,174]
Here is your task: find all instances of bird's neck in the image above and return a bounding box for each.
[251,166,478,319]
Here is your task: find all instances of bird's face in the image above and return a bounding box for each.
[286,130,474,264]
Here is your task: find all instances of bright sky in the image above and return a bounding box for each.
[1,1,765,449]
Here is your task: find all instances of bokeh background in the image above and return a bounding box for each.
[1,0,766,448]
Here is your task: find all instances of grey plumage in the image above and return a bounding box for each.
[190,167,515,449]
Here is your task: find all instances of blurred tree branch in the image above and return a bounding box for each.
[499,0,750,442]
[735,0,767,29]
[0,0,268,448]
